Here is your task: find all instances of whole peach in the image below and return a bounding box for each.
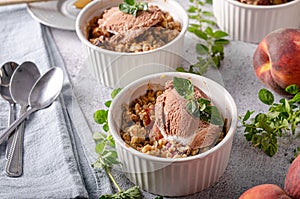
[239,184,291,199]
[284,155,300,199]
[253,28,300,96]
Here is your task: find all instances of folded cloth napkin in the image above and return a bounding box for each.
[0,4,106,198]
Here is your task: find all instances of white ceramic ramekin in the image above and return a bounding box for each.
[212,0,300,43]
[108,72,238,196]
[75,0,188,88]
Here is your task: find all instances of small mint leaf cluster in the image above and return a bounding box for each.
[119,0,148,17]
[177,0,229,75]
[240,84,300,157]
[173,77,223,126]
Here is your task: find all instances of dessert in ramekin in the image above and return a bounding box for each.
[212,0,300,43]
[108,72,238,196]
[76,0,188,88]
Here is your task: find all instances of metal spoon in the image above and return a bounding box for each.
[0,61,19,158]
[5,61,41,177]
[0,67,64,146]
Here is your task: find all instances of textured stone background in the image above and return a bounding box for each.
[51,1,297,198]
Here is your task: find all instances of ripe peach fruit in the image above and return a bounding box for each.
[284,155,300,199]
[239,184,291,199]
[253,28,300,96]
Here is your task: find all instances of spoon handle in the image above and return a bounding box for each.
[0,0,56,6]
[0,107,36,146]
[5,103,16,159]
[5,105,27,177]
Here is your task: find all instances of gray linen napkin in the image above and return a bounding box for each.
[0,4,100,198]
[42,25,113,198]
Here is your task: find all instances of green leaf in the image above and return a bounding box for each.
[94,110,108,124]
[291,93,300,103]
[267,111,280,119]
[187,6,197,12]
[105,100,112,108]
[284,99,291,113]
[198,1,205,6]
[188,15,199,20]
[211,44,223,55]
[189,23,201,28]
[93,132,106,141]
[211,56,221,68]
[198,98,211,105]
[208,106,223,126]
[173,77,194,98]
[111,88,122,99]
[95,142,106,154]
[285,84,299,95]
[213,30,228,38]
[186,100,200,117]
[188,26,197,33]
[103,123,109,132]
[258,88,274,105]
[105,134,116,147]
[176,67,187,72]
[260,121,273,133]
[200,19,217,26]
[281,119,289,128]
[130,8,137,17]
[202,11,213,17]
[124,0,135,5]
[119,3,130,13]
[265,142,278,157]
[194,29,208,40]
[243,110,254,121]
[205,27,213,36]
[214,39,230,45]
[104,151,120,165]
[196,43,209,55]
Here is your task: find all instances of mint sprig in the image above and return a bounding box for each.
[173,77,223,126]
[99,186,141,199]
[177,0,229,75]
[92,88,142,199]
[240,85,300,157]
[119,0,148,17]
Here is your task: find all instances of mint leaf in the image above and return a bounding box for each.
[94,110,108,124]
[124,0,135,6]
[213,30,228,38]
[105,100,112,108]
[173,77,194,99]
[258,88,274,105]
[209,106,224,126]
[286,84,299,95]
[186,100,200,117]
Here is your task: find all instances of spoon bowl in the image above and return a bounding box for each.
[0,61,18,105]
[29,67,63,109]
[10,61,41,106]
